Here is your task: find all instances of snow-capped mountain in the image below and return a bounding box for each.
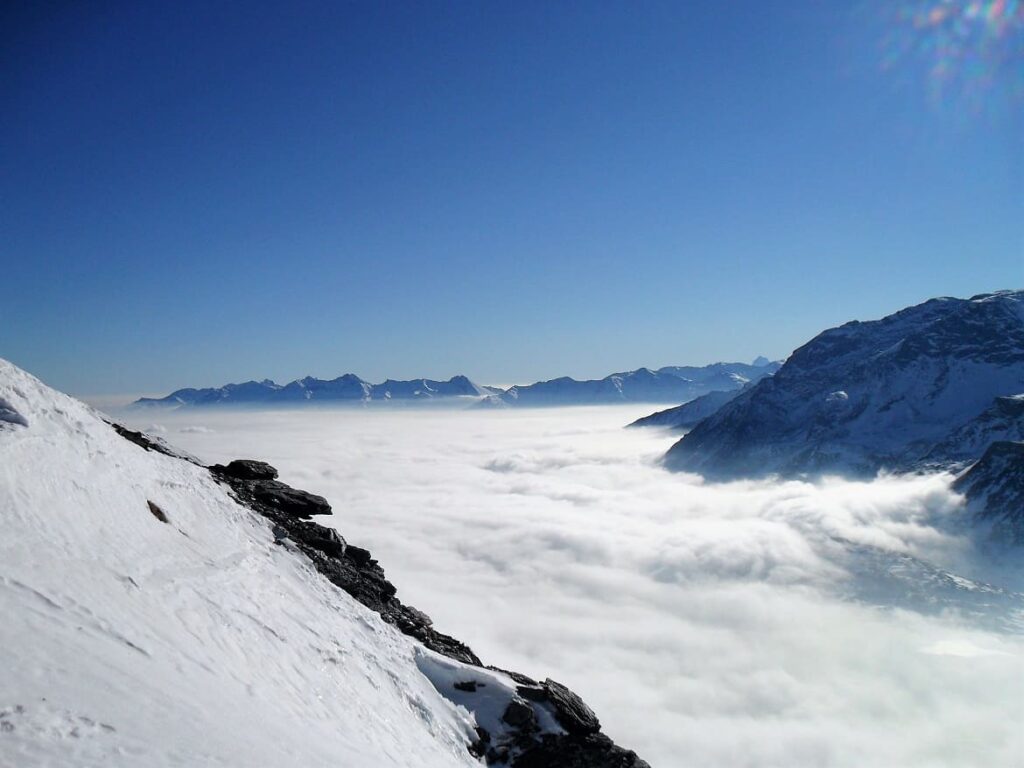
[135,374,496,408]
[1,359,646,767]
[665,291,1024,479]
[486,359,780,407]
[628,388,747,431]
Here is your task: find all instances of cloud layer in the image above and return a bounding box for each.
[121,405,1024,767]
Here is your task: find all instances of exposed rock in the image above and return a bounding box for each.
[954,441,1024,544]
[516,732,650,768]
[209,460,480,666]
[540,679,600,735]
[278,519,345,555]
[106,421,201,464]
[251,481,332,519]
[307,528,346,557]
[469,726,491,758]
[221,459,278,480]
[146,500,169,524]
[0,397,28,428]
[502,698,538,730]
[211,466,333,519]
[200,455,647,766]
[345,545,373,566]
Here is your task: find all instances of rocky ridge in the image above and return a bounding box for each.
[117,431,648,767]
[135,374,497,408]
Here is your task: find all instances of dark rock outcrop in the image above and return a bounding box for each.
[208,461,480,666]
[0,396,28,428]
[210,461,332,519]
[146,500,169,524]
[502,698,538,730]
[221,459,278,480]
[515,732,648,768]
[527,679,600,736]
[106,421,200,463]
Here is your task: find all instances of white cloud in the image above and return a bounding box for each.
[118,405,1024,767]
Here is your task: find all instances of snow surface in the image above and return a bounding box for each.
[0,359,488,768]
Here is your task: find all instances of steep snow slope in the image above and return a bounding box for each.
[0,360,485,767]
[666,291,1024,478]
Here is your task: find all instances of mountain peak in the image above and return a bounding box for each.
[665,289,1024,480]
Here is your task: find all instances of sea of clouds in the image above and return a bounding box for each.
[120,404,1024,767]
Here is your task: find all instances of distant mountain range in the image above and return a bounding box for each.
[135,375,499,407]
[480,360,780,407]
[133,359,781,408]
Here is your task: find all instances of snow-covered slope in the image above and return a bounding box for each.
[135,374,493,407]
[665,291,1024,479]
[0,360,480,766]
[627,389,744,431]
[0,360,646,767]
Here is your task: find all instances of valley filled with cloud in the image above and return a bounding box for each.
[124,405,1024,767]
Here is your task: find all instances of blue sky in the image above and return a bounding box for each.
[1,1,1021,395]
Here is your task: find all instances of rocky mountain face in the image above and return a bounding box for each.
[135,374,496,407]
[953,441,1024,545]
[485,360,780,407]
[664,291,1024,479]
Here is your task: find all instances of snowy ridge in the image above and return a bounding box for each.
[920,394,1024,469]
[665,291,1024,480]
[0,359,646,767]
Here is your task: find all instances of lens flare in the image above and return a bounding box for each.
[880,0,1024,107]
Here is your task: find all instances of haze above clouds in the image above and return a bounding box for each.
[119,405,1024,767]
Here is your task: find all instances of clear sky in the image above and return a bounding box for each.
[2,1,1022,395]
